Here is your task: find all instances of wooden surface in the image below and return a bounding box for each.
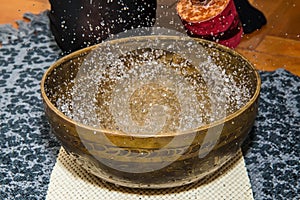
[0,0,50,26]
[236,0,300,77]
[0,0,299,76]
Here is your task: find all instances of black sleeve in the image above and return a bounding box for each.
[49,0,157,53]
[233,0,267,34]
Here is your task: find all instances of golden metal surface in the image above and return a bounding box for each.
[41,36,260,188]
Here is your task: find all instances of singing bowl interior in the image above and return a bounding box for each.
[41,35,260,188]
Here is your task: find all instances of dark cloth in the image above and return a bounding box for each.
[48,0,267,52]
[48,0,157,53]
[48,0,266,53]
[233,0,267,34]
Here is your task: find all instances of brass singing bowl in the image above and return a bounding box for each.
[41,35,260,188]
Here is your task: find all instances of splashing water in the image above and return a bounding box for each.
[55,32,252,136]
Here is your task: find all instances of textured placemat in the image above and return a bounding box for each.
[46,147,253,200]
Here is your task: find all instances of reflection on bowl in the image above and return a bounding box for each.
[41,35,260,188]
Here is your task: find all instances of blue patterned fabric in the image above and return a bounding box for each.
[0,11,299,200]
[242,70,300,199]
[0,12,61,200]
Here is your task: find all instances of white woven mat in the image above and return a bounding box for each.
[46,147,254,200]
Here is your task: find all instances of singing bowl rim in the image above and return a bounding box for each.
[41,35,261,138]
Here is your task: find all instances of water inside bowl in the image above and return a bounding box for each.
[47,49,252,136]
